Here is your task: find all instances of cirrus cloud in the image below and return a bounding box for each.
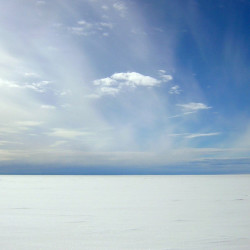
[177,102,211,111]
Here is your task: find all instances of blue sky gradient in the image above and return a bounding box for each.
[0,0,249,174]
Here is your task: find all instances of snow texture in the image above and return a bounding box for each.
[0,175,250,249]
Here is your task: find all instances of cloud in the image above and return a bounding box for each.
[36,0,46,5]
[0,78,51,93]
[68,27,89,36]
[68,20,113,37]
[158,70,173,82]
[93,72,162,96]
[0,121,42,135]
[0,141,23,147]
[100,86,120,96]
[158,69,166,74]
[100,22,113,29]
[102,5,109,10]
[185,132,220,139]
[112,72,160,87]
[160,75,173,82]
[0,78,20,88]
[77,20,93,27]
[50,140,67,148]
[41,105,56,109]
[47,128,94,139]
[113,2,127,16]
[15,121,43,127]
[168,132,220,139]
[94,77,116,86]
[113,2,126,11]
[169,85,181,94]
[168,102,211,118]
[24,72,40,78]
[24,81,51,92]
[177,102,211,111]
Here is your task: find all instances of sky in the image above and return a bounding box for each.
[0,0,249,174]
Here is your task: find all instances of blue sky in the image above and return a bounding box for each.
[0,0,249,174]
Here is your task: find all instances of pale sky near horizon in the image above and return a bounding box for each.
[0,0,249,174]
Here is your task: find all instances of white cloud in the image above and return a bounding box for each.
[100,22,113,29]
[93,72,162,96]
[24,81,51,92]
[24,72,40,78]
[48,128,94,139]
[167,112,196,118]
[41,105,56,109]
[158,70,173,82]
[36,0,46,5]
[185,132,220,139]
[68,27,89,36]
[168,132,220,139]
[158,69,166,74]
[112,72,160,87]
[169,85,181,94]
[69,20,113,37]
[50,140,67,148]
[0,140,23,146]
[77,20,92,27]
[113,2,127,13]
[102,5,109,10]
[177,102,211,111]
[85,94,101,99]
[94,77,116,86]
[100,87,120,96]
[0,78,20,88]
[160,74,173,82]
[15,121,43,127]
[0,121,42,135]
[0,78,51,93]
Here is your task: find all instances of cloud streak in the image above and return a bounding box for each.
[185,133,221,139]
[177,102,211,111]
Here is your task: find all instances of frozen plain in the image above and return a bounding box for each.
[0,175,250,250]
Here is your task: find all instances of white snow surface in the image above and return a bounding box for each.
[0,175,250,250]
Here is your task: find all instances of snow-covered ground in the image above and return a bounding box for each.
[0,175,249,250]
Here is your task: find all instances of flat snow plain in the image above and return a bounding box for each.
[0,175,250,250]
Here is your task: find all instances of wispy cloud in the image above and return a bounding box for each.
[47,128,94,139]
[24,72,40,78]
[41,105,56,109]
[68,19,113,37]
[0,78,51,93]
[158,70,173,82]
[185,132,220,139]
[169,85,181,94]
[36,0,46,5]
[50,140,67,148]
[113,2,127,17]
[177,102,211,111]
[0,121,42,135]
[168,132,220,139]
[15,121,43,127]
